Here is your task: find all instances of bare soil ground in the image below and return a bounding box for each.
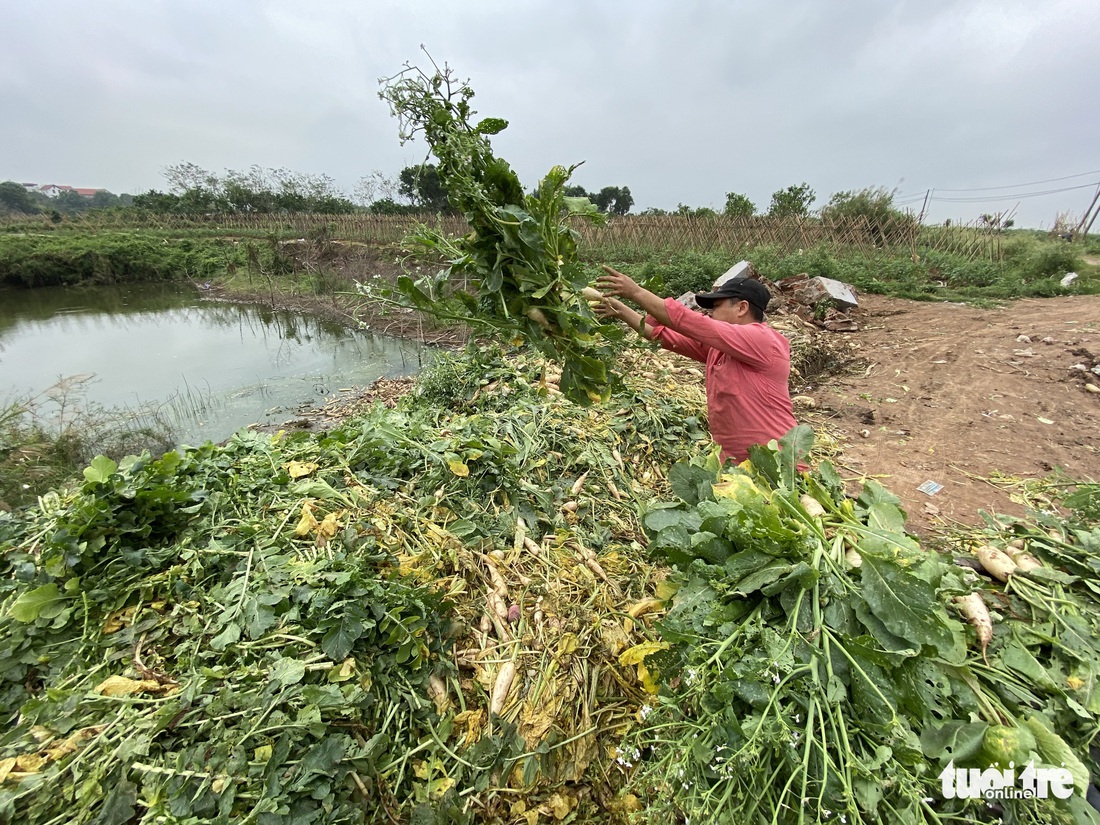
[797,294,1100,534]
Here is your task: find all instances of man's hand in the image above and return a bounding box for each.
[593,295,630,321]
[596,265,642,301]
[596,264,672,328]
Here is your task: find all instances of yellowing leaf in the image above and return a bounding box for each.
[638,662,660,694]
[557,633,578,656]
[102,606,137,634]
[44,726,103,761]
[618,641,669,667]
[286,461,319,479]
[329,657,357,683]
[546,791,575,820]
[254,745,272,763]
[14,754,44,773]
[655,580,678,601]
[447,459,470,478]
[0,756,44,783]
[295,502,319,537]
[318,512,340,538]
[94,675,165,697]
[712,473,762,503]
[428,775,455,798]
[0,753,46,783]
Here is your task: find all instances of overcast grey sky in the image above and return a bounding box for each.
[3,0,1098,228]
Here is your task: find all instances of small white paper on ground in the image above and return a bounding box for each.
[917,481,944,496]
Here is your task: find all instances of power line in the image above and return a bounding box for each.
[929,181,1099,203]
[934,169,1100,193]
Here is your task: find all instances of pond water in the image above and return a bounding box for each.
[0,282,430,445]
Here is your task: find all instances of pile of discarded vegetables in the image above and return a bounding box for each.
[620,431,1100,825]
[0,346,713,824]
[1,340,1098,824]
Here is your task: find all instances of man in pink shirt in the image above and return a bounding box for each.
[596,265,798,464]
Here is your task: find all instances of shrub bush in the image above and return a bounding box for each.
[633,251,732,297]
[1024,242,1082,277]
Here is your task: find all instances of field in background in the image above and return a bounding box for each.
[4,209,1090,260]
[2,210,1096,303]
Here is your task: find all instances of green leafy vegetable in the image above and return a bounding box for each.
[378,59,623,405]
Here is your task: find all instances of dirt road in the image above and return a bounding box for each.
[800,294,1100,533]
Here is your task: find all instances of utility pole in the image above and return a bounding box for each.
[918,189,932,224]
[1073,184,1100,238]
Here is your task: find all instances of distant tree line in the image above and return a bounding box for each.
[130,163,357,215]
[0,166,933,242]
[634,183,918,245]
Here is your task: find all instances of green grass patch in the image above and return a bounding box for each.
[0,232,258,288]
[584,234,1098,303]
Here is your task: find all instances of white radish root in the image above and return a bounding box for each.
[955,591,993,663]
[976,544,1018,582]
[526,307,551,330]
[571,471,590,497]
[490,660,516,715]
[800,494,826,519]
[1013,553,1044,573]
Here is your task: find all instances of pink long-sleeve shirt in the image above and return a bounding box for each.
[648,298,797,463]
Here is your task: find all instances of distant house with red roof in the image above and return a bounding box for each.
[36,184,107,198]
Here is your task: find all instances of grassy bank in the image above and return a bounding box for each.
[0,380,177,510]
[0,232,274,288]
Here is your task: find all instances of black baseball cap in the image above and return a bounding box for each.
[695,277,771,313]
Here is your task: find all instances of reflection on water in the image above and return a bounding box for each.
[0,282,430,444]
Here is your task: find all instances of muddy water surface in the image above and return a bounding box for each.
[0,282,429,444]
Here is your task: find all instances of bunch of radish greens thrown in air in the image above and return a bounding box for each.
[378,57,623,405]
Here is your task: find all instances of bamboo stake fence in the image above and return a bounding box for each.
[0,211,1014,263]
